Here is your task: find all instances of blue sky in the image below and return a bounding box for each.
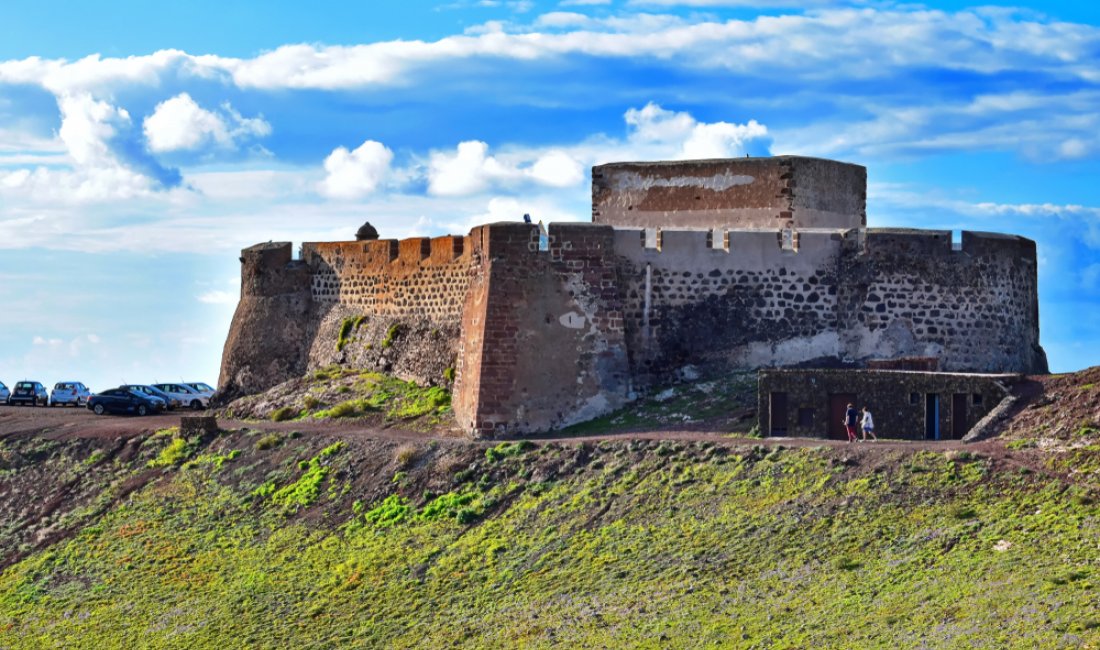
[2,0,1100,390]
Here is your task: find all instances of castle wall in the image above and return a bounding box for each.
[302,236,473,323]
[592,156,866,231]
[610,226,1046,388]
[613,228,846,384]
[839,230,1046,374]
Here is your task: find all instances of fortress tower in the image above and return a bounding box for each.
[220,156,1046,438]
[593,156,866,231]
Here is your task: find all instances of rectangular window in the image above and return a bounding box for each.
[781,228,797,251]
[709,228,729,252]
[644,228,662,251]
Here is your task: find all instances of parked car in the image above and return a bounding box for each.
[152,383,209,410]
[8,381,49,406]
[87,388,162,416]
[50,381,91,407]
[121,385,177,411]
[185,382,216,398]
[0,381,9,403]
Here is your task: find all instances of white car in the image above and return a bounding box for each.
[153,383,209,410]
[185,382,216,398]
[50,381,91,407]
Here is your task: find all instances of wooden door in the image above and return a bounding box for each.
[770,392,788,436]
[828,393,856,440]
[952,393,968,439]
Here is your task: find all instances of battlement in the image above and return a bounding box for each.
[860,228,1037,261]
[301,234,474,270]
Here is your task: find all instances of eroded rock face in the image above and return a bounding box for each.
[308,306,459,388]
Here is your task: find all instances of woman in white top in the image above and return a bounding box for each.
[860,407,878,442]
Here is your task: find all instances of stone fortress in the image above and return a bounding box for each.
[219,156,1047,438]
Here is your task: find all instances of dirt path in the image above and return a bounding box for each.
[0,402,1006,454]
[0,400,1090,497]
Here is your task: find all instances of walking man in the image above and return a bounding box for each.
[844,403,859,443]
[861,406,878,442]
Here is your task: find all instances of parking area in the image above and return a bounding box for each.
[0,402,206,440]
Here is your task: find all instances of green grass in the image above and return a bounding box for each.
[308,372,451,423]
[270,406,298,422]
[146,438,191,468]
[485,440,534,462]
[0,439,1097,648]
[335,315,367,352]
[381,323,403,349]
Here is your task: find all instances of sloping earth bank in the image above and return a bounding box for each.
[0,419,1096,647]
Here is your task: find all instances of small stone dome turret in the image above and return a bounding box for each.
[355,222,379,241]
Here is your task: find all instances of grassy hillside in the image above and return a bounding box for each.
[0,427,1096,648]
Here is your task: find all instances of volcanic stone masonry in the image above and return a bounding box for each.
[219,155,1047,438]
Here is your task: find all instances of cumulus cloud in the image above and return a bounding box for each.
[427,142,585,196]
[0,7,1098,173]
[320,140,394,200]
[1,7,1089,94]
[424,103,764,196]
[7,92,182,201]
[625,103,767,159]
[143,93,270,153]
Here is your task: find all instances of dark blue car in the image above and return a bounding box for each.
[87,388,161,416]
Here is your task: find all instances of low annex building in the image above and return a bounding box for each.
[220,155,1047,438]
[757,369,1017,441]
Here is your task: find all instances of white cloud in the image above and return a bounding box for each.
[0,92,183,202]
[1,7,1091,95]
[628,0,834,6]
[425,104,765,197]
[530,150,585,187]
[428,140,517,196]
[143,93,270,153]
[197,290,237,304]
[57,93,131,167]
[427,141,585,196]
[774,90,1100,161]
[1059,138,1090,159]
[625,102,766,159]
[320,140,394,200]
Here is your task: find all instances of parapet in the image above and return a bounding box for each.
[592,156,866,232]
[241,241,293,268]
[301,234,473,270]
[861,229,1037,262]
